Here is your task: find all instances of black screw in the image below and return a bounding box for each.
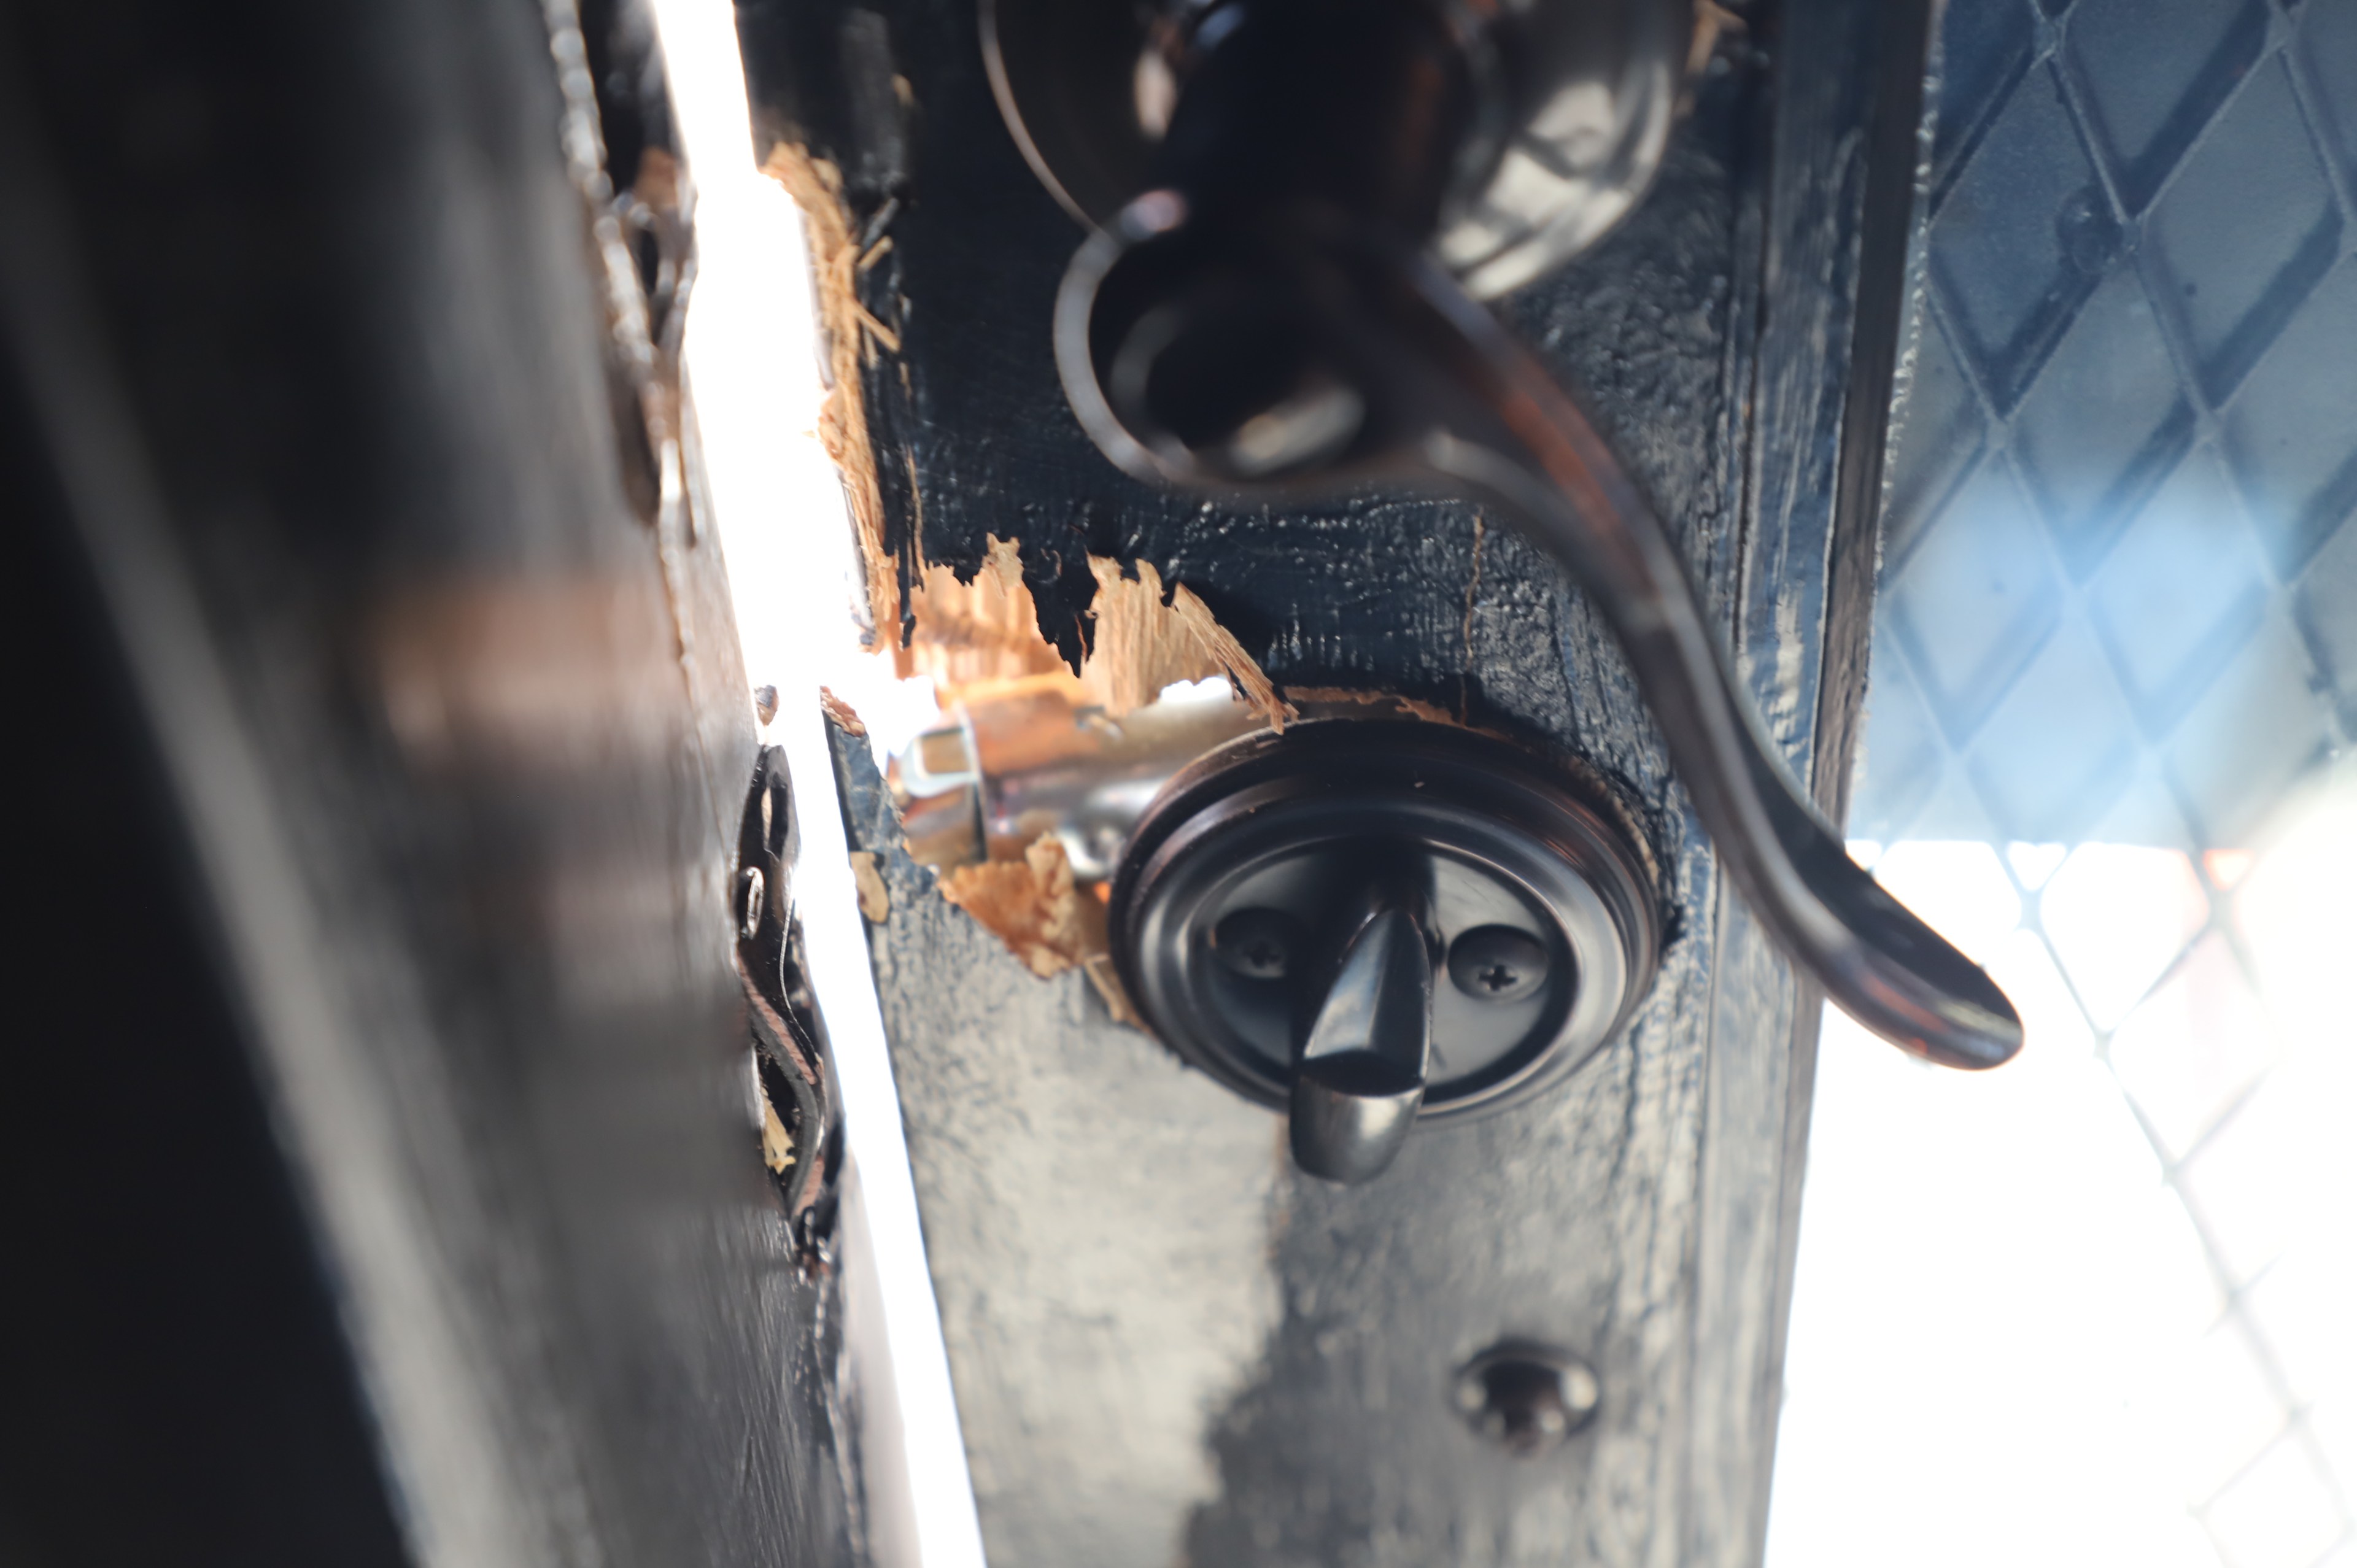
[1212,907,1306,981]
[1452,1343,1600,1456]
[1446,925,1549,1003]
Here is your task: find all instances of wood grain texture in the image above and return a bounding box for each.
[753,0,1914,1558]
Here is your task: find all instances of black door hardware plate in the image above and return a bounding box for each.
[1113,720,1661,1175]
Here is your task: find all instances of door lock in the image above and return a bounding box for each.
[1112,720,1658,1182]
[891,690,1656,1182]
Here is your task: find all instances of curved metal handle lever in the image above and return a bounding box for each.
[1289,868,1436,1183]
[1398,266,2021,1069]
[1058,204,2024,1072]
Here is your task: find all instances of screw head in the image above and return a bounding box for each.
[738,866,767,939]
[1447,925,1550,1003]
[1452,1343,1599,1456]
[1211,907,1305,981]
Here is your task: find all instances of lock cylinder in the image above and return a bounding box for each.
[1111,717,1660,1181]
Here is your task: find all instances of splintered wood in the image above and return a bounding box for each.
[848,851,890,922]
[819,686,868,736]
[897,536,1069,688]
[894,541,1287,993]
[761,1093,795,1175]
[903,536,1296,730]
[762,146,1288,732]
[1081,557,1291,722]
[936,833,1104,978]
[764,143,902,636]
[766,147,1291,998]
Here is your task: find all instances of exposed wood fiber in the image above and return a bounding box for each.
[901,535,1297,730]
[1285,686,1463,728]
[818,686,867,736]
[763,143,901,635]
[1082,557,1295,727]
[756,153,1292,728]
[848,851,890,922]
[935,832,1105,978]
[899,536,1069,688]
[1081,954,1144,1029]
[760,1091,795,1175]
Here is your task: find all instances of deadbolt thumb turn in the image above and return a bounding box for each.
[1111,722,1660,1183]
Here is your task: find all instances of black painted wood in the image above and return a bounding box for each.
[749,0,1920,1560]
[0,3,850,1564]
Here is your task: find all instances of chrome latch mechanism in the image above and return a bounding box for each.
[982,0,2024,1076]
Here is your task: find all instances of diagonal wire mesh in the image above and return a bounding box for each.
[1771,3,2357,1566]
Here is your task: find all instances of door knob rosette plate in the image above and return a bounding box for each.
[1110,719,1660,1146]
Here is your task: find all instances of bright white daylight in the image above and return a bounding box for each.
[1769,794,2357,1568]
